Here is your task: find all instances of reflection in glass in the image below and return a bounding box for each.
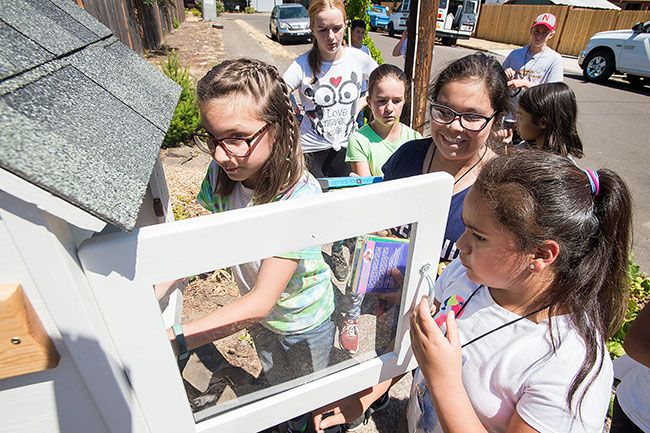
[154,231,411,421]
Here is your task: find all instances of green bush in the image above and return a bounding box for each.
[216,0,225,16]
[607,259,650,358]
[161,51,200,148]
[172,16,180,29]
[244,6,255,13]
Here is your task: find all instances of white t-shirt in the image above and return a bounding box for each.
[616,358,650,432]
[406,259,613,433]
[283,47,378,152]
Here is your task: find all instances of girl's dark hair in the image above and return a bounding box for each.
[519,82,583,158]
[473,149,632,414]
[196,58,304,205]
[308,0,347,83]
[428,53,511,132]
[367,63,408,98]
[350,19,366,31]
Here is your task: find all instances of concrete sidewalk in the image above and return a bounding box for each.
[456,37,583,75]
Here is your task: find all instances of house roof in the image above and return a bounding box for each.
[0,0,181,231]
[551,0,621,9]
[505,0,622,9]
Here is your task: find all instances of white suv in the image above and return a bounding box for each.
[578,21,650,87]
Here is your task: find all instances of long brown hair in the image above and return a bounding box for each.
[473,149,632,415]
[519,82,584,158]
[196,58,304,204]
[308,0,347,83]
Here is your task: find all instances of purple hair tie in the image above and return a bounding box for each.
[583,169,600,197]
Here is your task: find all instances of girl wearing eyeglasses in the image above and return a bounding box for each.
[169,59,335,431]
[381,53,511,265]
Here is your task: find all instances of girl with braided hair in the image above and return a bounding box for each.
[169,60,336,415]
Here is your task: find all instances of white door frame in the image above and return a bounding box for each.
[78,173,453,433]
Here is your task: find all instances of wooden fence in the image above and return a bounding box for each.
[475,4,650,56]
[76,0,185,55]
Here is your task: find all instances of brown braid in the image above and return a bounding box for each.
[196,59,305,204]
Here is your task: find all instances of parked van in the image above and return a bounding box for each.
[387,0,480,45]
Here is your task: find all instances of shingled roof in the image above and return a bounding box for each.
[0,0,181,231]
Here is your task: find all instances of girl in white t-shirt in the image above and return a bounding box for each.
[314,150,632,433]
[283,0,378,179]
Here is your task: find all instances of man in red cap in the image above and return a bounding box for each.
[503,13,563,93]
[500,13,564,140]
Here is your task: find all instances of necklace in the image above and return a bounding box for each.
[425,144,489,186]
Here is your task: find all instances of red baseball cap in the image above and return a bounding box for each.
[531,13,556,31]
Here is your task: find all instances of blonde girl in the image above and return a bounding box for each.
[283,0,378,179]
[346,63,421,177]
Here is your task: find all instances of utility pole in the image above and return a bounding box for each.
[404,0,438,133]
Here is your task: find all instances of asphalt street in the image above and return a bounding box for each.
[224,13,650,272]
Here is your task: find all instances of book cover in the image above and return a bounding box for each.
[350,235,409,295]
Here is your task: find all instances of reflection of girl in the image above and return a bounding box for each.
[168,59,335,393]
[316,150,632,433]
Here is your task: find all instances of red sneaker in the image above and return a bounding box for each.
[340,319,360,354]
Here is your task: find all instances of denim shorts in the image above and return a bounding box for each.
[250,317,335,384]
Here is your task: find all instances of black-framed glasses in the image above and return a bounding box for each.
[192,124,270,157]
[430,104,497,132]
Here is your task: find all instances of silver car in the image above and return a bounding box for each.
[269,4,311,44]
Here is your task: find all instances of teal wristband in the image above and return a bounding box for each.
[172,323,189,360]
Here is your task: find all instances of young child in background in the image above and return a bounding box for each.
[392,19,409,61]
[350,19,370,55]
[339,64,422,354]
[283,0,378,281]
[517,82,583,159]
[315,149,633,433]
[169,58,335,433]
[503,13,563,94]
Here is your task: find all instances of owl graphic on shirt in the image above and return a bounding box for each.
[303,72,360,144]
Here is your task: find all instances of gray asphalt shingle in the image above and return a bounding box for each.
[0,0,180,230]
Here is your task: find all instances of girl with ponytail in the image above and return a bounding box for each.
[315,149,632,433]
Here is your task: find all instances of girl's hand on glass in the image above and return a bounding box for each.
[409,296,462,393]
